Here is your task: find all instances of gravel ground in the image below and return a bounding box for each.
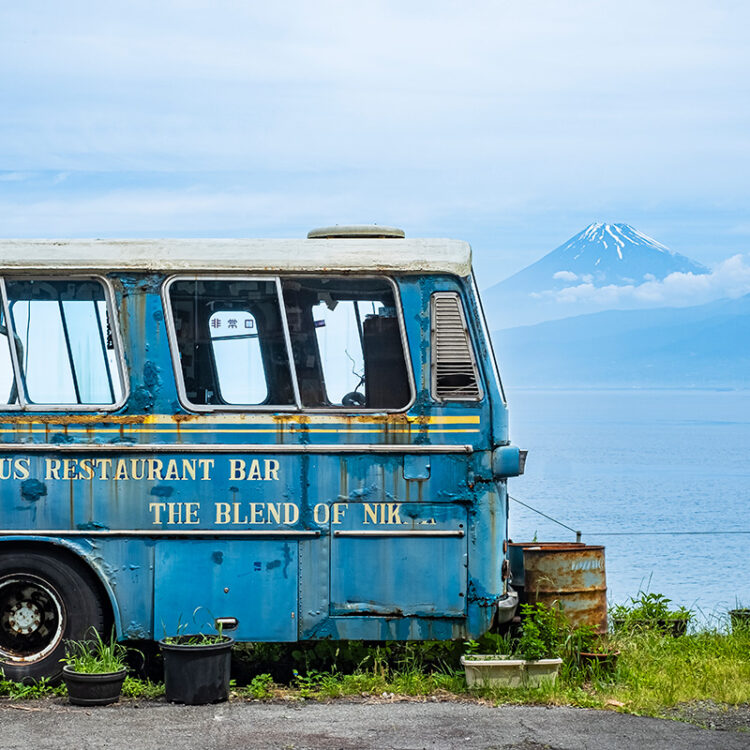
[0,697,748,750]
[665,699,750,732]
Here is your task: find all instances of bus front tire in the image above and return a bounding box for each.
[0,551,105,682]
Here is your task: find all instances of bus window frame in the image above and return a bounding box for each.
[0,275,129,413]
[162,274,417,414]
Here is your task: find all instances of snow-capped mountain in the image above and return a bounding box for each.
[483,223,709,328]
[513,222,707,288]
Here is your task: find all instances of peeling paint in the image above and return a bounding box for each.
[77,521,110,532]
[20,478,47,502]
[281,543,292,579]
[50,433,75,444]
[467,578,501,608]
[132,386,155,412]
[143,361,161,390]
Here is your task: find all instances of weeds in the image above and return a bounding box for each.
[161,607,228,646]
[1,602,748,722]
[61,629,129,674]
[243,673,275,699]
[610,592,693,634]
[0,675,64,699]
[121,677,165,699]
[515,602,568,660]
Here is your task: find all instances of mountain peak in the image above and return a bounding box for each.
[485,223,710,327]
[566,223,672,261]
[542,222,707,278]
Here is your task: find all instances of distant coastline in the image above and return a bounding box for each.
[505,386,750,392]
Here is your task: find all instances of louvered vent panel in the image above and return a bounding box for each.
[431,293,481,400]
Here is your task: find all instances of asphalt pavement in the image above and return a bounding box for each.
[1,699,748,750]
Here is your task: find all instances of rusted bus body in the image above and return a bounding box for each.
[0,227,523,680]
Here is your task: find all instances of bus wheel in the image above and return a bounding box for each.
[0,551,104,682]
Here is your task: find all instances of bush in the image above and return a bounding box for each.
[516,602,568,660]
[610,593,692,634]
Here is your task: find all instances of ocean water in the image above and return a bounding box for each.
[504,389,750,623]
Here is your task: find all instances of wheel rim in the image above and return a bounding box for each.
[0,574,65,663]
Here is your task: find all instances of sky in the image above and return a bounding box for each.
[1,1,749,289]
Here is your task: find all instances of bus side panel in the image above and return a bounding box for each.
[329,503,468,618]
[153,540,298,641]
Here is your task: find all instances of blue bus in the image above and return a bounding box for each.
[0,225,523,680]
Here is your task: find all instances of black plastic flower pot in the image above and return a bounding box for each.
[578,650,620,675]
[657,618,688,637]
[729,608,750,633]
[612,617,688,636]
[62,666,127,706]
[159,637,234,705]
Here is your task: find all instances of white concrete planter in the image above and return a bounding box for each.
[460,655,525,688]
[523,658,563,687]
[461,655,563,689]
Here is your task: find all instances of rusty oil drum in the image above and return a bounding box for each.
[523,545,608,633]
[508,541,585,592]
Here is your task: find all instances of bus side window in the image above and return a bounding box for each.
[282,278,412,410]
[168,279,295,408]
[430,292,482,401]
[312,299,366,405]
[4,279,123,406]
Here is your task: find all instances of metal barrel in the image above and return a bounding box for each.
[508,541,585,591]
[523,545,608,633]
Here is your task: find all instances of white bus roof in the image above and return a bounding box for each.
[0,238,472,276]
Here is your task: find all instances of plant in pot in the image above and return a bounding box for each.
[460,633,525,688]
[61,629,129,706]
[611,593,692,636]
[566,623,620,677]
[728,604,750,634]
[515,602,565,687]
[159,609,234,705]
[460,604,567,689]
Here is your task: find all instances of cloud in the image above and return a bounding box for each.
[1,0,749,208]
[553,270,578,281]
[547,254,750,307]
[0,184,412,237]
[0,173,31,182]
[0,1,749,280]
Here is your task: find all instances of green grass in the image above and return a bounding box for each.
[227,626,750,717]
[61,629,129,674]
[460,626,750,716]
[121,677,165,699]
[1,625,748,721]
[0,676,65,699]
[591,628,750,712]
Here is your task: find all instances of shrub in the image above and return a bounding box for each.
[516,602,568,660]
[610,592,692,634]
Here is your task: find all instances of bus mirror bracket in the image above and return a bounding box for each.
[492,446,527,478]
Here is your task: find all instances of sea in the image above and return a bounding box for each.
[505,388,750,625]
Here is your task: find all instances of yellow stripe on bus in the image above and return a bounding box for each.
[0,427,479,435]
[0,414,481,426]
